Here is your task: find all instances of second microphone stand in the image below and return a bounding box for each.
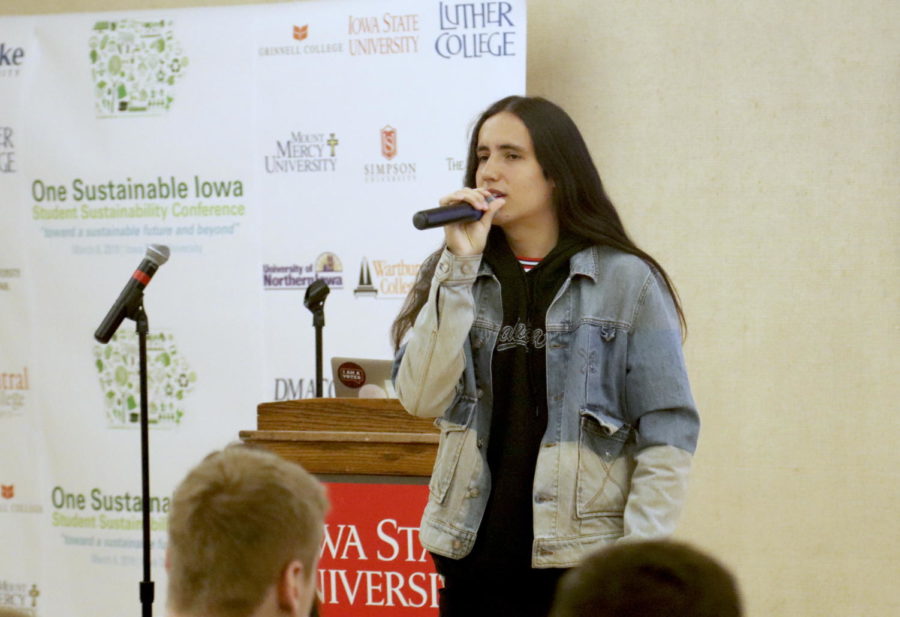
[303,280,330,397]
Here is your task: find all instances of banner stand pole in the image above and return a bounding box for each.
[130,299,155,617]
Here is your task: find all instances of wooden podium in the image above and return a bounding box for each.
[240,398,443,614]
[239,397,439,478]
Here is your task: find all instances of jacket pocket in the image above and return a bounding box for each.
[428,397,476,504]
[575,406,632,518]
[580,322,626,415]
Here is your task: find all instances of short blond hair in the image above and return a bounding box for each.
[167,445,328,617]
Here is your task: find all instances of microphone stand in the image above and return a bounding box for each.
[303,280,330,398]
[312,307,324,398]
[127,298,155,617]
[93,244,169,617]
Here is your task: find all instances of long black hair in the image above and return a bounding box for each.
[391,96,685,350]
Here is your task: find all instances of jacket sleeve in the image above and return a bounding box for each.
[621,270,700,540]
[394,248,481,418]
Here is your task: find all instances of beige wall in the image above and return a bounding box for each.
[527,3,899,617]
[5,1,899,616]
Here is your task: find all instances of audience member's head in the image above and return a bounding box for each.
[551,540,742,617]
[166,445,329,617]
[0,608,30,617]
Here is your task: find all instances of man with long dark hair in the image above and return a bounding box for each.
[393,96,699,616]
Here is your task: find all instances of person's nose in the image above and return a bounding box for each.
[480,155,500,184]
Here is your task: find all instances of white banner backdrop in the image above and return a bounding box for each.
[0,1,525,615]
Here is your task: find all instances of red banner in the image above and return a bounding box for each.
[317,482,439,615]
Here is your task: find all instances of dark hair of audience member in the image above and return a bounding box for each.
[551,540,742,617]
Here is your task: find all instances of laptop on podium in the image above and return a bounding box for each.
[330,357,396,398]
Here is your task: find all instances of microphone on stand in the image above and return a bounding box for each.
[412,195,495,230]
[304,279,330,312]
[94,245,170,344]
[91,244,170,617]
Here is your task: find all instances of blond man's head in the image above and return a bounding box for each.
[167,445,328,617]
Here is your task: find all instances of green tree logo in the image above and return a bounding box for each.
[93,330,196,428]
[89,19,188,116]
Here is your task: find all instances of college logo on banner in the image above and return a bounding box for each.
[0,125,14,173]
[0,42,25,78]
[445,153,465,174]
[93,330,196,429]
[89,19,188,116]
[0,268,22,291]
[264,130,339,174]
[353,258,377,298]
[364,126,416,183]
[354,257,420,299]
[0,580,40,613]
[0,267,22,292]
[259,24,342,57]
[347,11,421,56]
[380,126,397,160]
[434,1,517,59]
[272,376,335,401]
[263,252,344,291]
[0,482,42,514]
[0,364,28,416]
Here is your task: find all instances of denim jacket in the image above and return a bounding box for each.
[394,246,699,568]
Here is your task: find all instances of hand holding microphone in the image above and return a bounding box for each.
[412,188,505,256]
[412,202,485,230]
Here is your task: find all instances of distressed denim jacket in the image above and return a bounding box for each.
[394,246,699,568]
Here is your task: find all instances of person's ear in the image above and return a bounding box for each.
[277,560,305,614]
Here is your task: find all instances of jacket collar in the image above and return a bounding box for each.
[478,245,599,281]
[569,246,599,282]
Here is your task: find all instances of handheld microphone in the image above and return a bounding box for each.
[412,195,494,230]
[94,244,170,344]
